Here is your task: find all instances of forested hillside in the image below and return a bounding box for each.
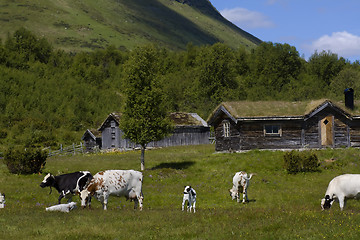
[0,28,359,150]
[0,0,261,52]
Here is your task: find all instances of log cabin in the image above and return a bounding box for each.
[207,95,360,152]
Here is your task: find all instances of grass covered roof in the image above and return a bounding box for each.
[209,99,360,120]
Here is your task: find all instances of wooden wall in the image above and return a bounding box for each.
[214,112,360,151]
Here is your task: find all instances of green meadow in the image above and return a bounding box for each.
[1,145,360,239]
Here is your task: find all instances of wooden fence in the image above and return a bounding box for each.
[44,142,84,157]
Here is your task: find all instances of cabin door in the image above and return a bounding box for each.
[321,115,334,147]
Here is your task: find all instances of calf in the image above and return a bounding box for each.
[40,171,93,204]
[321,174,360,210]
[229,171,254,203]
[45,202,77,213]
[80,170,143,210]
[182,186,196,213]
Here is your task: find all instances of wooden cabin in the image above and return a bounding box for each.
[207,99,360,152]
[98,112,210,150]
[81,129,102,152]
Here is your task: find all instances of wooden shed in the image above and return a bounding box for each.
[81,129,102,152]
[207,99,360,152]
[98,112,210,150]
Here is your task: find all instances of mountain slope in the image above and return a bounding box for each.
[0,0,261,51]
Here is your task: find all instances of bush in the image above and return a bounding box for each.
[3,147,47,174]
[283,151,319,174]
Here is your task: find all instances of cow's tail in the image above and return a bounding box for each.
[248,173,255,180]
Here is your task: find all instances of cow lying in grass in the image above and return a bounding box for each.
[182,186,196,213]
[321,174,360,210]
[45,202,77,213]
[229,171,254,204]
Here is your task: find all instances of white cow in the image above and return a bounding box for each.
[321,174,360,210]
[182,186,196,213]
[229,171,254,203]
[45,202,77,213]
[80,170,143,210]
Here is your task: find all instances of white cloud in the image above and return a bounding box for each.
[306,31,360,59]
[220,8,274,29]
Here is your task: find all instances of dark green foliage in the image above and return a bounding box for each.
[283,151,320,174]
[120,45,173,170]
[3,147,47,174]
[0,28,359,150]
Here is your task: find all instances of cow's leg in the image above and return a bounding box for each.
[66,195,73,203]
[134,198,139,209]
[182,196,187,211]
[137,193,143,211]
[58,192,65,204]
[102,192,109,210]
[242,188,247,204]
[88,196,92,209]
[192,201,196,213]
[338,196,345,210]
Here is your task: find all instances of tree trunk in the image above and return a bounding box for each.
[140,145,146,171]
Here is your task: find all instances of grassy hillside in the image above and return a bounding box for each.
[0,0,261,52]
[1,145,360,239]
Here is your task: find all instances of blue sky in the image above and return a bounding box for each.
[210,0,360,62]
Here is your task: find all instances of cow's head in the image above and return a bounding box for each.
[321,195,334,210]
[79,189,91,208]
[229,189,237,200]
[183,186,191,194]
[40,173,55,188]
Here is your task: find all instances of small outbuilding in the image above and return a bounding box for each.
[81,129,102,152]
[96,112,210,150]
[207,98,360,152]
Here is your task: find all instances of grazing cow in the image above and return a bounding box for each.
[80,170,144,210]
[45,202,77,213]
[321,174,360,210]
[40,171,93,204]
[0,193,5,208]
[182,186,196,213]
[229,171,254,203]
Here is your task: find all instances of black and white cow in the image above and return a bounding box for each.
[182,186,196,213]
[40,171,93,204]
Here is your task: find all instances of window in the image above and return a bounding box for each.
[264,125,281,136]
[223,122,230,137]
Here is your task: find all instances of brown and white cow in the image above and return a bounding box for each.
[79,170,143,210]
[229,171,254,203]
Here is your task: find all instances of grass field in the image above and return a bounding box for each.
[1,145,360,239]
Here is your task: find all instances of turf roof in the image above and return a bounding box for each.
[212,99,360,119]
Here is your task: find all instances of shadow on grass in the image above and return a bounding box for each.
[151,161,195,170]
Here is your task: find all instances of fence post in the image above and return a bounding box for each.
[73,143,76,155]
[60,144,63,153]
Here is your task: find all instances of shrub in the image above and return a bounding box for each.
[283,151,319,174]
[3,147,47,174]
